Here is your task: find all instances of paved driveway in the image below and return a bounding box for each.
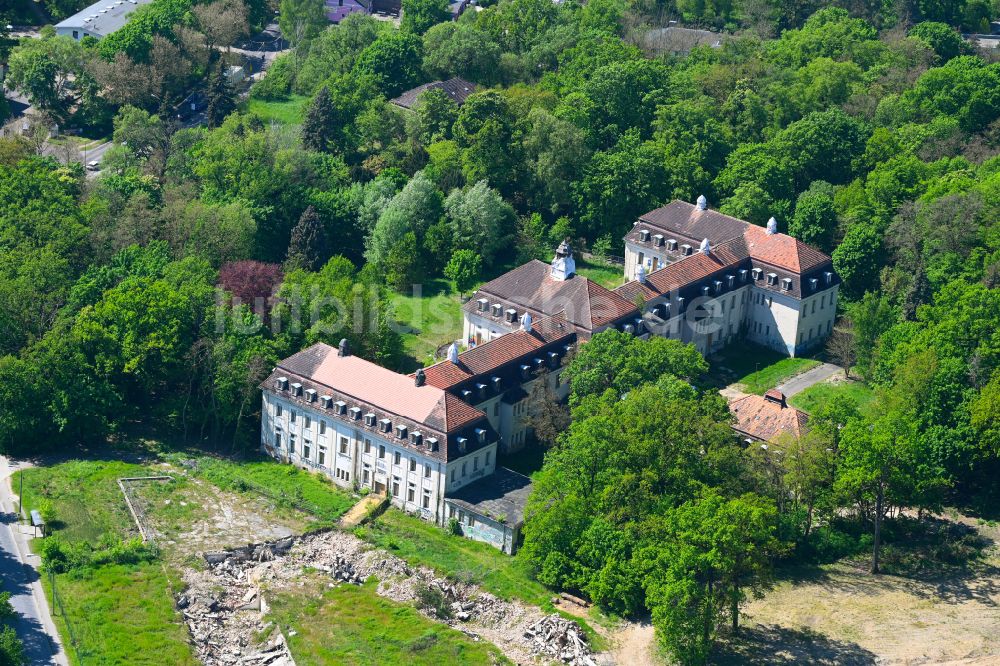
[0,459,68,665]
[777,362,843,397]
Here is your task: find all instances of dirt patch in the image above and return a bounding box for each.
[740,547,1000,665]
[609,619,658,666]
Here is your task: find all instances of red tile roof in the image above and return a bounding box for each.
[276,343,485,432]
[742,224,830,274]
[422,319,574,390]
[728,392,808,442]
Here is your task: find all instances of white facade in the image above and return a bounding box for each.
[260,390,497,525]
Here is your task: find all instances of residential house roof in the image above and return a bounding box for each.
[728,391,809,442]
[55,0,154,37]
[390,77,477,110]
[445,466,532,527]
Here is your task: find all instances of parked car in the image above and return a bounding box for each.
[86,160,100,171]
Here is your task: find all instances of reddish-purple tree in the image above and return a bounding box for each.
[218,261,283,312]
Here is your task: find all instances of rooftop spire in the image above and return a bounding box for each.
[696,194,708,210]
[700,238,711,255]
[521,312,533,332]
[550,237,576,281]
[766,217,778,235]
[447,342,459,363]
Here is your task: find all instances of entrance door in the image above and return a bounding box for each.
[374,480,387,495]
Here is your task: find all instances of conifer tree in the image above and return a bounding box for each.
[301,86,335,153]
[285,206,326,271]
[205,63,235,128]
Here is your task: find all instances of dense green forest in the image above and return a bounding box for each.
[3,0,1000,661]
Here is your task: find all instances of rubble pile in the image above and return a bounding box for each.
[525,616,598,666]
[180,529,598,666]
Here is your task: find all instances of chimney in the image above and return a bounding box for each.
[637,265,646,284]
[696,195,708,210]
[700,238,711,255]
[414,368,426,387]
[766,217,778,235]
[764,389,787,408]
[338,338,349,357]
[447,342,459,364]
[521,312,533,332]
[550,238,576,281]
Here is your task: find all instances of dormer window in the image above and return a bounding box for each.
[726,275,735,288]
[275,377,289,391]
[548,351,560,367]
[533,357,545,369]
[461,389,473,401]
[320,395,332,409]
[491,376,502,392]
[739,269,748,282]
[477,298,488,312]
[410,431,422,446]
[653,234,664,247]
[624,324,635,335]
[304,388,317,402]
[474,428,487,444]
[701,286,711,297]
[781,278,792,291]
[714,280,723,294]
[290,382,303,396]
[426,437,439,451]
[395,424,407,439]
[364,413,376,426]
[752,268,762,280]
[476,383,488,398]
[504,308,517,323]
[681,244,693,256]
[766,273,778,286]
[824,271,833,285]
[378,418,392,433]
[491,303,502,317]
[666,239,678,251]
[810,278,818,291]
[639,229,650,242]
[349,407,362,420]
[334,400,347,415]
[520,364,531,379]
[457,436,468,453]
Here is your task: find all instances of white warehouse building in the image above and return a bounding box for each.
[55,0,154,41]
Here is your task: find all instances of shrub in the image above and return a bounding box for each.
[413,582,452,619]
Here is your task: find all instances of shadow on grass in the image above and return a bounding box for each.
[711,624,878,665]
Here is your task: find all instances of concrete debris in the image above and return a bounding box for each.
[180,529,597,666]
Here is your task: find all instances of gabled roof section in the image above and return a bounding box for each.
[635,200,750,246]
[641,239,746,295]
[276,342,485,432]
[390,77,477,110]
[472,260,638,332]
[742,224,831,273]
[422,319,574,390]
[728,392,808,442]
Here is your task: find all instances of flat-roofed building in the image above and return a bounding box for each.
[55,0,154,40]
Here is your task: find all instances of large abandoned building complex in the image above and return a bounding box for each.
[261,198,839,553]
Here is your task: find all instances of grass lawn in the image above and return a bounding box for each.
[19,459,154,544]
[185,455,355,523]
[738,357,821,394]
[246,95,309,125]
[789,380,875,415]
[576,258,624,290]
[20,460,198,665]
[269,578,510,665]
[391,278,465,371]
[45,563,197,666]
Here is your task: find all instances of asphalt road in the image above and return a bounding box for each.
[776,362,843,397]
[0,460,67,666]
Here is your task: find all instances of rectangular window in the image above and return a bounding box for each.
[72,30,79,38]
[274,433,282,448]
[318,445,326,465]
[494,403,499,417]
[364,439,371,454]
[409,458,416,472]
[812,301,816,315]
[424,465,432,479]
[473,456,479,471]
[290,411,296,423]
[339,436,349,454]
[392,477,400,496]
[467,514,474,526]
[394,451,401,465]
[276,404,283,417]
[486,451,492,466]
[451,468,457,482]
[303,440,311,460]
[422,491,431,509]
[407,487,415,502]
[449,506,456,519]
[304,416,311,429]
[289,434,296,454]
[319,421,326,434]
[461,462,467,476]
[378,444,385,459]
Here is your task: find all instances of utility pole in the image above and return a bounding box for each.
[18,470,23,520]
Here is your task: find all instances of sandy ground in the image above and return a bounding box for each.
[731,518,1000,665]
